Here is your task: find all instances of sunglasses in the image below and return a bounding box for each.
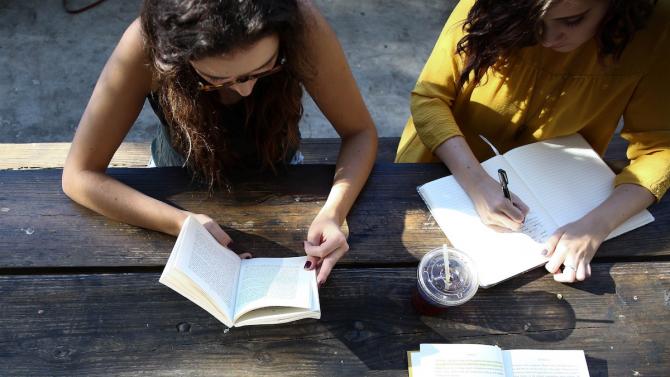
[196,56,286,92]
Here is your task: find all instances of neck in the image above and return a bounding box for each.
[218,89,243,105]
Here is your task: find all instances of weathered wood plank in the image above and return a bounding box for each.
[0,136,628,169]
[0,263,668,376]
[0,142,152,169]
[0,165,668,268]
[0,138,401,169]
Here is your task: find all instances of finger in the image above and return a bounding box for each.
[501,199,526,224]
[511,194,530,219]
[206,223,233,247]
[303,237,343,259]
[554,253,577,283]
[238,252,253,260]
[316,246,346,286]
[304,255,319,271]
[575,259,588,281]
[316,258,335,287]
[553,266,576,283]
[545,237,568,273]
[543,229,563,258]
[306,228,323,246]
[586,263,592,278]
[486,211,523,231]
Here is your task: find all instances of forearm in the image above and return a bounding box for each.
[62,169,188,236]
[318,128,377,225]
[433,136,487,191]
[583,183,656,234]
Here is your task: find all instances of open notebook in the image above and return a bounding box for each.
[418,134,654,288]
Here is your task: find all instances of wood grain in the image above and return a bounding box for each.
[0,263,667,376]
[0,138,401,169]
[0,136,627,169]
[1,164,668,268]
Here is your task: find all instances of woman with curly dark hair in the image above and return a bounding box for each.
[62,0,378,286]
[396,0,669,283]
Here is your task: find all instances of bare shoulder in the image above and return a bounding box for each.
[297,0,327,31]
[108,18,155,92]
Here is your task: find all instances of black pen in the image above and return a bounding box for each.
[497,169,511,201]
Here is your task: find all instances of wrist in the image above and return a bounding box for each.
[172,210,191,236]
[315,205,344,226]
[458,169,492,197]
[580,211,614,240]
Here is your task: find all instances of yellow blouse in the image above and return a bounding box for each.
[396,0,670,200]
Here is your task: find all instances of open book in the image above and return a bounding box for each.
[418,134,654,288]
[159,216,320,327]
[408,344,590,377]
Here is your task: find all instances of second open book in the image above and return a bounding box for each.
[418,134,654,288]
[408,344,590,377]
[160,216,320,328]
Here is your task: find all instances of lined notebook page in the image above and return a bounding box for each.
[418,156,552,287]
[504,134,654,239]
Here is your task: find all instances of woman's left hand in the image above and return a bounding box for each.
[543,216,611,283]
[303,213,349,287]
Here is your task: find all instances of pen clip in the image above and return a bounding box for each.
[498,169,511,200]
[497,169,508,185]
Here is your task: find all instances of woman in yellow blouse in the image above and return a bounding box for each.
[396,0,669,283]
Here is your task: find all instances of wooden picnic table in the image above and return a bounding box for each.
[0,138,668,376]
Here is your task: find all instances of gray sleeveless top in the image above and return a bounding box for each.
[147,93,303,168]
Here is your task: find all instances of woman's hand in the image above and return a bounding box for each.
[190,213,252,259]
[469,175,529,232]
[543,184,655,283]
[433,137,529,232]
[303,212,349,287]
[543,216,610,283]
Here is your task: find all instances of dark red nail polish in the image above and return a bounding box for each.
[304,261,312,270]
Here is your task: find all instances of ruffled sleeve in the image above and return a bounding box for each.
[616,20,670,200]
[409,0,473,152]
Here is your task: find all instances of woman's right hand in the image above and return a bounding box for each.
[189,213,252,259]
[467,175,529,232]
[434,137,530,232]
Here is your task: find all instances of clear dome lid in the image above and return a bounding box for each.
[417,247,479,307]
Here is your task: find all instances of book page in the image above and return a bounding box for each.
[504,134,653,239]
[410,344,506,377]
[503,350,590,377]
[234,306,321,327]
[233,256,314,321]
[174,216,241,322]
[418,156,554,287]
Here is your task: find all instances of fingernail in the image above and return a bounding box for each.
[317,280,325,288]
[541,249,548,256]
[304,261,312,270]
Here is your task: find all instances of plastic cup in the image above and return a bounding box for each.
[412,246,479,315]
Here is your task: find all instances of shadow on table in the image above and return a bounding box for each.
[587,355,610,377]
[318,268,581,372]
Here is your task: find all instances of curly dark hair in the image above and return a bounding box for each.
[455,0,657,91]
[140,0,313,188]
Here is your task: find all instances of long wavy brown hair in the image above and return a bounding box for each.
[141,0,312,188]
[455,0,657,91]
